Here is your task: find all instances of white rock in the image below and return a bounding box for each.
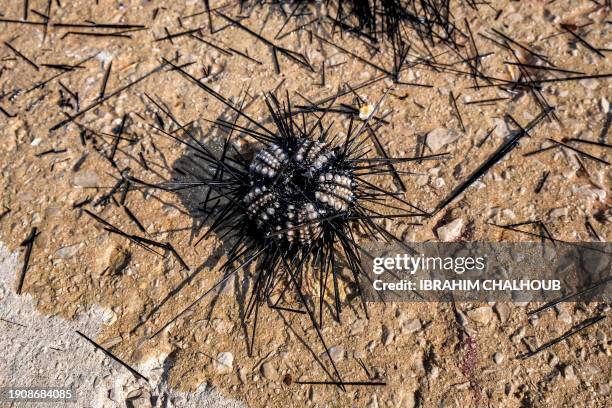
[214,352,233,374]
[426,128,460,152]
[602,97,610,113]
[493,352,504,364]
[436,219,464,242]
[326,346,345,362]
[368,394,379,408]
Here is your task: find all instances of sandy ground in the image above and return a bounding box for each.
[0,242,245,407]
[0,0,611,407]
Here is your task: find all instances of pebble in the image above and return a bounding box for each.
[327,345,345,362]
[602,97,610,113]
[580,79,599,90]
[209,63,224,76]
[494,303,511,323]
[549,207,568,219]
[401,318,422,334]
[493,352,504,364]
[432,177,445,188]
[368,394,379,408]
[126,389,153,408]
[55,243,82,259]
[556,306,572,325]
[436,218,464,242]
[261,362,278,381]
[549,354,559,367]
[359,104,374,120]
[455,382,471,390]
[104,245,131,275]
[382,325,394,346]
[214,352,233,374]
[350,319,366,335]
[493,118,509,138]
[563,365,577,381]
[238,368,247,384]
[467,306,493,325]
[73,170,100,188]
[426,128,460,152]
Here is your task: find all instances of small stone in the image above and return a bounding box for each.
[549,207,568,219]
[73,170,100,188]
[598,383,610,396]
[209,63,224,76]
[493,118,509,138]
[104,245,131,275]
[436,218,464,242]
[595,329,606,342]
[211,318,234,334]
[401,318,422,334]
[382,325,394,346]
[580,78,599,90]
[563,365,577,381]
[101,308,117,325]
[126,389,152,408]
[368,394,379,408]
[432,177,445,188]
[426,128,460,152]
[261,362,278,381]
[493,352,504,364]
[238,368,247,384]
[467,306,493,325]
[556,306,572,325]
[494,303,511,323]
[455,382,471,390]
[501,209,516,221]
[101,336,122,349]
[327,345,345,363]
[350,319,366,335]
[214,352,233,374]
[359,104,375,120]
[549,354,559,367]
[601,97,610,113]
[55,243,82,259]
[415,174,429,186]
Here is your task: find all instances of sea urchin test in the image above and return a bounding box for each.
[245,138,356,244]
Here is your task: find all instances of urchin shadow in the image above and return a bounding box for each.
[167,106,256,353]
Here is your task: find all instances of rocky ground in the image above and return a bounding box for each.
[0,1,610,407]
